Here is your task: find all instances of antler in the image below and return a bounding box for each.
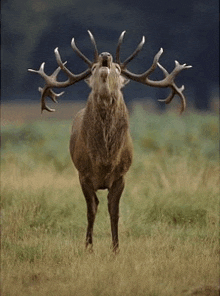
[88,30,99,62]
[117,31,192,114]
[116,30,145,67]
[28,31,98,112]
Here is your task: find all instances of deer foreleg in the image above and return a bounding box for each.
[107,176,125,252]
[79,175,99,249]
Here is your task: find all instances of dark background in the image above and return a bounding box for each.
[2,0,219,110]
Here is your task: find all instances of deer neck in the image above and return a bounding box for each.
[89,89,124,118]
[91,81,122,107]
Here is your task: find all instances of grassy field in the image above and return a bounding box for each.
[1,104,219,295]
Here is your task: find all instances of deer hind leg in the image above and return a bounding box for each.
[79,175,99,249]
[107,176,125,252]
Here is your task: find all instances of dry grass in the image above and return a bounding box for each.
[2,158,219,296]
[2,236,218,296]
[1,104,219,295]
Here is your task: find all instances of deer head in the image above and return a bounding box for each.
[28,30,192,113]
[85,52,129,100]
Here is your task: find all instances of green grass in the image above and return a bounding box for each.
[1,107,219,295]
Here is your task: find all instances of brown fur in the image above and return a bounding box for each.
[69,53,132,250]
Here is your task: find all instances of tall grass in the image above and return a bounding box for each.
[1,107,219,295]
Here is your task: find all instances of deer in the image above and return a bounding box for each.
[28,30,192,252]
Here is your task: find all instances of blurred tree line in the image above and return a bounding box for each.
[2,0,219,110]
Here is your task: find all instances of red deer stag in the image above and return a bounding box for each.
[28,31,192,251]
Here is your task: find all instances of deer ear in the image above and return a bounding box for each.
[121,76,130,88]
[85,77,92,87]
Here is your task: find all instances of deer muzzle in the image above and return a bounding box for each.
[99,52,112,68]
[98,53,112,80]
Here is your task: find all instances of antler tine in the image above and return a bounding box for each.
[122,36,145,68]
[121,46,192,114]
[54,47,75,78]
[71,38,92,67]
[120,48,163,83]
[88,30,99,62]
[40,87,64,103]
[28,42,91,113]
[157,61,192,113]
[28,63,64,112]
[116,31,145,68]
[28,62,46,78]
[158,85,186,114]
[138,47,163,79]
[54,47,91,83]
[39,87,56,113]
[116,30,126,64]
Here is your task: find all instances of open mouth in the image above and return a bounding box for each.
[102,59,110,68]
[102,60,108,67]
